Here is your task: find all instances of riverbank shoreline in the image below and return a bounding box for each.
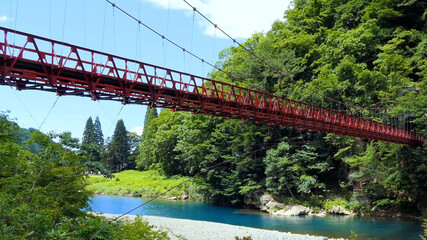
[87,171,422,221]
[92,212,345,240]
[90,192,423,222]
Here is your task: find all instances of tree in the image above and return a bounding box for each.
[0,113,91,239]
[264,140,333,198]
[127,131,141,170]
[137,109,186,172]
[94,116,104,147]
[144,107,158,128]
[81,116,104,165]
[137,107,159,170]
[82,117,95,147]
[107,119,130,172]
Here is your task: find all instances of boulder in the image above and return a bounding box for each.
[265,201,285,210]
[259,194,282,212]
[274,205,310,216]
[328,205,352,215]
[309,210,327,217]
[259,194,275,206]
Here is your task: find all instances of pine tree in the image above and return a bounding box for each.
[82,117,95,147]
[108,119,130,172]
[93,116,104,146]
[81,116,102,162]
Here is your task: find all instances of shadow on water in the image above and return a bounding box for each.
[89,195,423,240]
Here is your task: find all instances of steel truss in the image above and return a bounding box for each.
[0,27,424,146]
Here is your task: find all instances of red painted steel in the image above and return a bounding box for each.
[0,27,424,146]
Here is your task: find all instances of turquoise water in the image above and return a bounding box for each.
[89,195,423,240]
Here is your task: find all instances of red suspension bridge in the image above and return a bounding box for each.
[0,26,424,146]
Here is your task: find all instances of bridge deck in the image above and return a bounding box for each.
[0,26,424,146]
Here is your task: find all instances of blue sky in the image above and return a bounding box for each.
[0,0,290,140]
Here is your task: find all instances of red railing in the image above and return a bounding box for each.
[0,27,424,146]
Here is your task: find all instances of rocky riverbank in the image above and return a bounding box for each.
[248,194,353,217]
[93,213,346,240]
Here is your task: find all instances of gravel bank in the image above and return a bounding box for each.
[94,213,345,240]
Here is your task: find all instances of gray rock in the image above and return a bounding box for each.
[309,210,327,217]
[328,205,352,215]
[265,200,285,210]
[260,194,283,212]
[259,194,275,206]
[274,205,310,216]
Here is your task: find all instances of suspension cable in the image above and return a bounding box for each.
[112,5,116,54]
[49,0,52,38]
[39,95,60,131]
[105,103,125,136]
[12,0,19,55]
[60,0,68,54]
[83,0,86,46]
[104,0,218,75]
[9,86,39,127]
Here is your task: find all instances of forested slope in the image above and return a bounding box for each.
[137,0,427,216]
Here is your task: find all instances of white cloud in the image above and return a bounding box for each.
[130,126,144,135]
[0,16,8,23]
[143,0,291,39]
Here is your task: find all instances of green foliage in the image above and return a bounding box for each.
[144,107,159,127]
[82,117,95,147]
[349,230,358,240]
[323,199,351,212]
[45,215,171,240]
[93,116,104,146]
[86,170,203,199]
[111,215,169,240]
[82,117,101,162]
[339,142,427,212]
[45,215,114,240]
[264,141,332,197]
[81,116,106,175]
[0,113,91,239]
[128,131,141,170]
[0,113,173,239]
[138,110,187,174]
[104,119,131,172]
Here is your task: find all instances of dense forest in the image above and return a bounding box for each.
[138,0,427,216]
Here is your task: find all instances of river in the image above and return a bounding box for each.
[89,195,423,240]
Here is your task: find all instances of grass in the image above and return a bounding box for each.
[86,170,204,200]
